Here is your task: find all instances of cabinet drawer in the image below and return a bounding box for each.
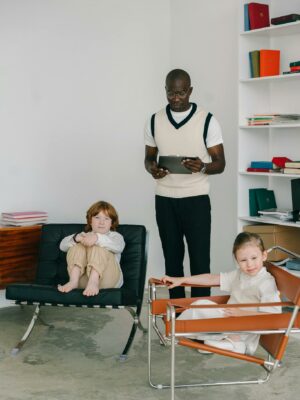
[0,226,42,288]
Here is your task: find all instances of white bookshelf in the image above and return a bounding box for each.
[238,0,300,230]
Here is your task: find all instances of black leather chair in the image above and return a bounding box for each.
[6,223,148,359]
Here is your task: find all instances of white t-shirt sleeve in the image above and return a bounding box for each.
[59,233,80,252]
[144,117,157,147]
[258,278,282,313]
[220,270,238,293]
[206,116,223,148]
[96,231,125,254]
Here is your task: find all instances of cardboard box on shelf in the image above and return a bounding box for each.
[243,224,300,261]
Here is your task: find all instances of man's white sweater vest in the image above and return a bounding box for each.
[154,107,211,198]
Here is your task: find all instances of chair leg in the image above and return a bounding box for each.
[11,304,41,355]
[118,305,146,361]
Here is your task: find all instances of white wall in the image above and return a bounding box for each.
[0,0,170,277]
[0,0,238,278]
[170,0,239,273]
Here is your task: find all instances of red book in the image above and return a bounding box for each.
[248,3,270,30]
[247,167,270,172]
[291,66,300,71]
[272,156,292,168]
[260,50,280,77]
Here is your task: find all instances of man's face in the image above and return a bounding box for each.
[165,78,192,112]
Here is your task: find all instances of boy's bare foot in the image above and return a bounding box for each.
[83,268,100,297]
[58,281,79,293]
[57,265,81,293]
[83,281,99,296]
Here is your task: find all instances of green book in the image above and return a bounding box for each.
[256,189,277,211]
[249,50,260,78]
[249,188,266,216]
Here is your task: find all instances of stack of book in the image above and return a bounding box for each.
[258,208,294,221]
[283,161,300,175]
[246,114,300,126]
[283,61,300,75]
[247,160,281,173]
[247,157,293,174]
[0,211,48,226]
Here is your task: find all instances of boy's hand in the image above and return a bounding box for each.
[80,232,98,247]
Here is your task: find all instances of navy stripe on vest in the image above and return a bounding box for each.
[203,112,213,148]
[151,108,213,150]
[150,114,155,137]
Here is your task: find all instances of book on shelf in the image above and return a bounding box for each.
[247,167,274,173]
[272,157,292,168]
[283,70,300,75]
[246,114,300,125]
[291,178,300,211]
[258,208,292,217]
[271,14,300,25]
[249,188,265,216]
[260,49,280,77]
[250,161,273,169]
[249,50,260,78]
[256,189,277,211]
[248,2,270,30]
[244,3,250,31]
[258,209,293,222]
[290,61,300,67]
[285,161,300,168]
[248,188,276,216]
[283,168,300,175]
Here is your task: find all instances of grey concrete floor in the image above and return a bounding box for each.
[0,294,300,400]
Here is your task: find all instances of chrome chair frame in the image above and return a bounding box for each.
[148,247,300,400]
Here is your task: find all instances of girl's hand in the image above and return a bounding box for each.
[222,307,245,317]
[161,275,184,288]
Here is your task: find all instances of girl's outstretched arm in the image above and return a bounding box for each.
[161,273,220,289]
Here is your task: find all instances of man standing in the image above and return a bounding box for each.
[144,69,225,298]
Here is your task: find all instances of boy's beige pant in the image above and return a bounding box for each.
[66,244,121,289]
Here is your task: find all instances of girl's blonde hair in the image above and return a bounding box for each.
[232,231,265,258]
[85,201,119,232]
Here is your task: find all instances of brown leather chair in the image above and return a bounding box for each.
[148,258,300,400]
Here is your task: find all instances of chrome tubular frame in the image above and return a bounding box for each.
[148,286,300,399]
[12,304,41,355]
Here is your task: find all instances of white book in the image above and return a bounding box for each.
[1,217,48,223]
[0,220,46,226]
[1,211,48,219]
[258,208,292,216]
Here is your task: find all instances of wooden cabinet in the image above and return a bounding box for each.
[0,225,41,289]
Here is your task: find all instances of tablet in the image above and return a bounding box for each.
[158,156,196,174]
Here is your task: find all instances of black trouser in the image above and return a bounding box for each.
[155,194,211,298]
